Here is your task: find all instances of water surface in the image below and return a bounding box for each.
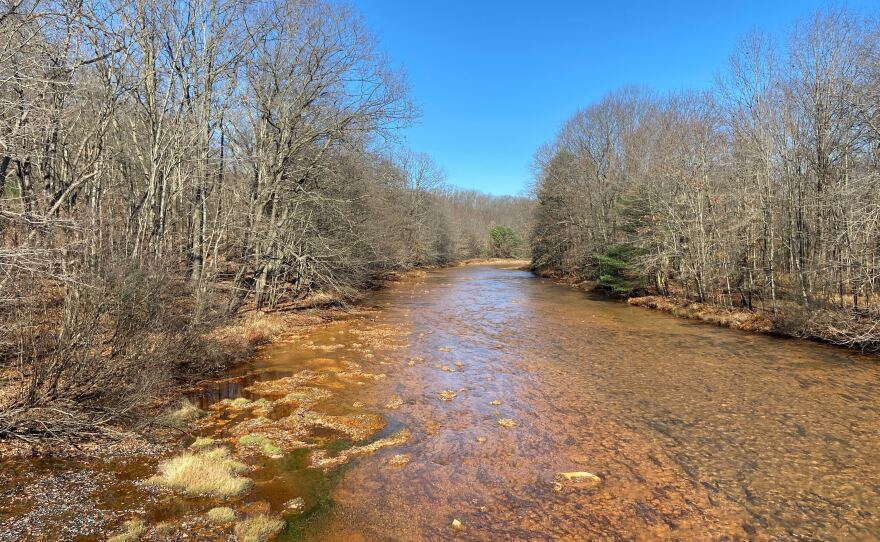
[290,264,880,540]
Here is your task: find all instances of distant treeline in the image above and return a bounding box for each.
[0,0,530,441]
[531,8,880,351]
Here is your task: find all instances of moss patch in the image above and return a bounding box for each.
[238,434,283,457]
[324,438,353,456]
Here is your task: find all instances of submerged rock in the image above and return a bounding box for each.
[388,454,411,466]
[554,471,602,489]
[157,399,205,428]
[438,390,456,401]
[384,396,404,409]
[284,497,306,512]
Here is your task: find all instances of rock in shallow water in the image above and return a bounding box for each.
[284,497,305,512]
[554,471,601,490]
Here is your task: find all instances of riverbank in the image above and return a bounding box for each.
[532,266,880,354]
[0,270,424,540]
[0,265,449,460]
[0,260,529,540]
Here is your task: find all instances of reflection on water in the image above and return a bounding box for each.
[3,264,879,541]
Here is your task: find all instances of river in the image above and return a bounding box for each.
[3,263,880,541]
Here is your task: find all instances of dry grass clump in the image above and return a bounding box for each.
[234,514,286,542]
[237,434,283,457]
[207,506,236,523]
[189,436,216,449]
[153,522,175,535]
[108,518,145,542]
[157,399,205,428]
[238,314,286,346]
[230,397,252,408]
[147,447,252,498]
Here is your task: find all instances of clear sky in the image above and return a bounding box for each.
[353,0,875,196]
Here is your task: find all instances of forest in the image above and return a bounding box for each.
[0,0,531,443]
[531,8,880,352]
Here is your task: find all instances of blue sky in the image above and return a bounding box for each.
[353,0,875,196]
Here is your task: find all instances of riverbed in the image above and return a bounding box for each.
[2,263,879,541]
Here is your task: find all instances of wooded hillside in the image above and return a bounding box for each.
[531,9,880,351]
[0,0,530,442]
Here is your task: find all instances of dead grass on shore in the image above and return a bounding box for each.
[627,296,776,333]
